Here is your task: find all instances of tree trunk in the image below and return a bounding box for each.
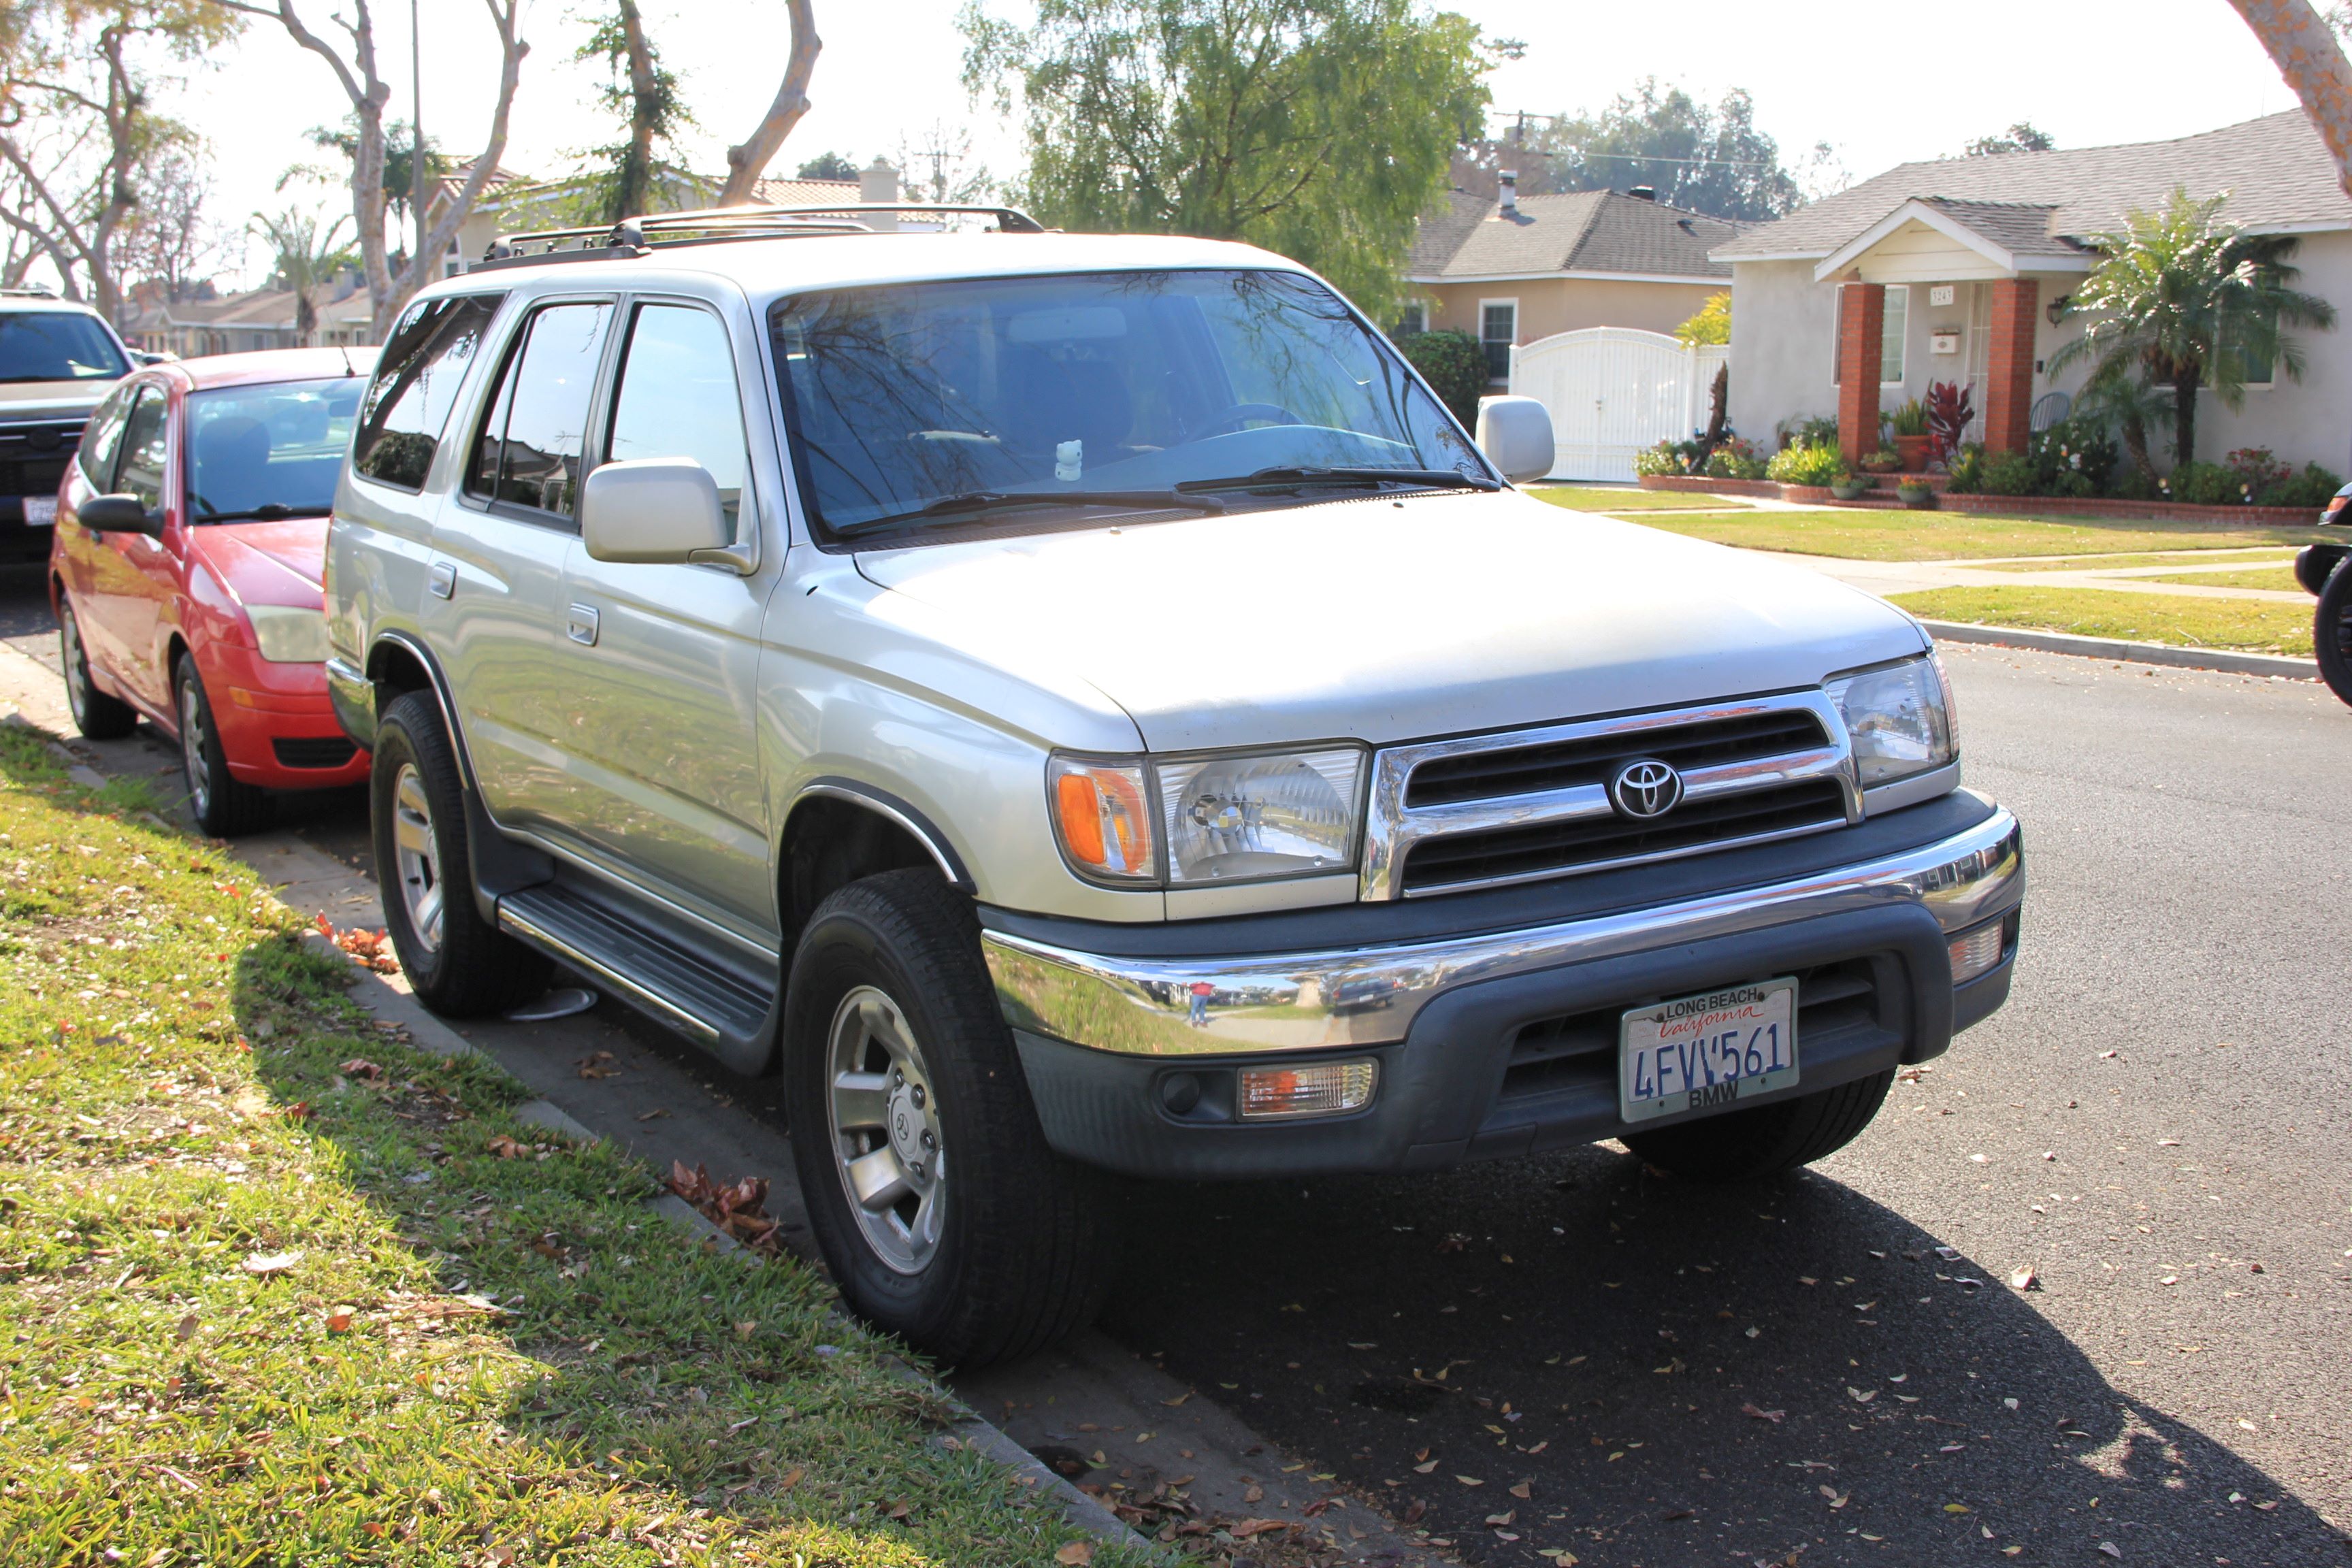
[717,0,821,207]
[2225,2,2352,197]
[2121,411,2155,482]
[2173,365,2202,466]
[610,0,657,222]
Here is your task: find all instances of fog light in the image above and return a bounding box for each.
[1237,1060,1377,1120]
[1948,920,2006,985]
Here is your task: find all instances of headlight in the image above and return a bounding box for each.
[1047,747,1365,888]
[1156,748,1363,884]
[246,603,333,664]
[1825,654,1956,787]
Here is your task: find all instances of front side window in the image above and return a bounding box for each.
[466,301,613,518]
[772,268,1483,539]
[77,383,137,489]
[352,291,504,491]
[186,376,365,522]
[0,310,128,383]
[608,303,752,541]
[114,388,169,509]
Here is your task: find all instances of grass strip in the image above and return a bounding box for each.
[2135,564,2304,593]
[1629,509,2328,562]
[1970,549,2304,574]
[1528,487,1759,513]
[0,723,1143,1567]
[1891,586,2317,657]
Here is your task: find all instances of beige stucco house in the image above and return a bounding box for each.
[1403,182,1738,385]
[1712,111,2352,470]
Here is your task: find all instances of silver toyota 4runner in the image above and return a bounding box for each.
[325,205,2025,1366]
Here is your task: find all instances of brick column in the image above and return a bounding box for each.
[1984,277,2040,455]
[1836,282,1884,461]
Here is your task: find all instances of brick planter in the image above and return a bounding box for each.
[1635,472,2317,525]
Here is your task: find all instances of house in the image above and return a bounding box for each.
[1403,178,1740,384]
[1712,111,2352,470]
[123,274,374,359]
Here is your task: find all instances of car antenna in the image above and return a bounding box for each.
[338,345,355,376]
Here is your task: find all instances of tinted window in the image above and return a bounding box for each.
[76,383,136,489]
[0,310,127,383]
[608,304,751,540]
[186,376,365,523]
[352,292,502,491]
[115,389,169,509]
[467,301,610,517]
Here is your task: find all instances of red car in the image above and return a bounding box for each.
[49,346,378,834]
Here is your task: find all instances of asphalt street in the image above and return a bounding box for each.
[5,557,2347,1567]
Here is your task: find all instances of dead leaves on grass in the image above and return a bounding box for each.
[314,915,398,973]
[667,1162,786,1252]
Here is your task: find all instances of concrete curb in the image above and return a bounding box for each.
[1920,619,2321,681]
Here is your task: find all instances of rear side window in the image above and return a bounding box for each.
[465,301,612,518]
[115,389,169,509]
[352,292,504,491]
[77,383,136,489]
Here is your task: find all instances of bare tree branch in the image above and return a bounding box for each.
[718,0,819,206]
[2225,0,2352,196]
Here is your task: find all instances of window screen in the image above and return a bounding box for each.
[352,291,504,491]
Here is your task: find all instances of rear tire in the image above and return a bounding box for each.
[370,690,551,1015]
[1622,1069,1895,1182]
[783,867,1117,1367]
[174,656,271,838]
[2317,556,2352,709]
[58,598,135,740]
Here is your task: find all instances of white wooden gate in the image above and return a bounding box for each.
[1508,328,1729,483]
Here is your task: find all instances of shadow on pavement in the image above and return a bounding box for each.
[1105,1148,2343,1567]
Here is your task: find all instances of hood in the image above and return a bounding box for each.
[191,515,327,606]
[0,380,116,420]
[854,490,1928,752]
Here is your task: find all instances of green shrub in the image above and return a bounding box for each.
[1980,451,2040,495]
[1780,414,1841,451]
[2165,461,2235,506]
[1399,329,1488,429]
[1634,440,1687,478]
[2111,466,2159,501]
[2030,418,2118,494]
[1889,398,1930,438]
[1944,443,1986,494]
[1765,442,1850,486]
[2257,461,2346,510]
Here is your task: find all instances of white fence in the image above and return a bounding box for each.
[1508,328,1730,483]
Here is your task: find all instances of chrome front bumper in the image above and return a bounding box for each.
[984,801,2023,1058]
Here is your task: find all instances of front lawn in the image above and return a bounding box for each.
[2140,563,2305,593]
[1972,549,2304,573]
[1528,485,1758,513]
[1891,586,2316,657]
[0,725,1132,1567]
[1629,508,2328,562]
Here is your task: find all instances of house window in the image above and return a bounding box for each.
[1480,299,1516,382]
[2222,301,2277,388]
[1394,300,1427,338]
[1831,284,1908,387]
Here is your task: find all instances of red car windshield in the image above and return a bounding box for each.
[186,376,365,523]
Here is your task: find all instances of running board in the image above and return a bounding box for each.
[498,884,773,1046]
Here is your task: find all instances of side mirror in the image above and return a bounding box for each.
[580,457,731,565]
[133,350,173,367]
[1475,395,1556,485]
[78,493,161,536]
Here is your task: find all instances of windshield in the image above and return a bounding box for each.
[0,310,129,384]
[185,376,365,522]
[771,268,1484,536]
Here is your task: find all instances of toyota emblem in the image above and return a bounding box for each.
[1608,758,1684,820]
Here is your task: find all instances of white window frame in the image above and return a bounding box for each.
[1830,283,1910,388]
[1478,296,1518,385]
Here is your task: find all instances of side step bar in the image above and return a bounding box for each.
[499,883,773,1045]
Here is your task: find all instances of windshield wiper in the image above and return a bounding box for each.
[1175,466,1501,495]
[192,503,321,523]
[853,488,1228,532]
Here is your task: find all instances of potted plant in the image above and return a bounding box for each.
[1897,478,1937,510]
[1829,476,1872,501]
[1860,447,1904,474]
[1890,398,1932,472]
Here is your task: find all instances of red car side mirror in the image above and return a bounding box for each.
[78,493,162,536]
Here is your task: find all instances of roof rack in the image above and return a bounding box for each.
[0,285,63,299]
[475,202,1048,272]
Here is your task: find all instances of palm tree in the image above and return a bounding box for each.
[2047,188,2336,469]
[249,208,357,346]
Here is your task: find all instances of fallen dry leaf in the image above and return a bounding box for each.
[174,1312,199,1342]
[486,1135,527,1160]
[575,1051,619,1079]
[1742,1403,1786,1424]
[1509,1480,1532,1499]
[1484,1509,1516,1526]
[325,1307,355,1334]
[2009,1265,2040,1292]
[338,1058,383,1081]
[242,1250,301,1275]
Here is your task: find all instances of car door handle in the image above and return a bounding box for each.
[427,561,456,600]
[566,603,600,647]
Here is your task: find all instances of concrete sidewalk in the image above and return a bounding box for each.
[1746,546,2309,603]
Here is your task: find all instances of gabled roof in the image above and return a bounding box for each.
[1717,110,2352,263]
[1409,189,1740,282]
[1811,197,2093,281]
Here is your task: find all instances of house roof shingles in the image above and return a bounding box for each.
[1409,189,1740,281]
[1716,110,2352,262]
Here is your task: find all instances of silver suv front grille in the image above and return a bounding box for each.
[1360,691,1857,899]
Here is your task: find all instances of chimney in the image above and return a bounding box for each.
[860,157,900,231]
[1497,168,1518,217]
[1628,185,1657,202]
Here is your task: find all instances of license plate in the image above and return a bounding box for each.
[22,495,54,525]
[1619,978,1799,1124]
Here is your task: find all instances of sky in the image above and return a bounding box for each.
[162,0,2308,288]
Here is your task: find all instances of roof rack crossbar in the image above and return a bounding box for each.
[478,201,1048,269]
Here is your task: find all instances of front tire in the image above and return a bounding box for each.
[783,868,1117,1367]
[174,656,270,838]
[369,690,551,1014]
[1623,1069,1895,1182]
[58,598,135,740]
[2317,555,2352,709]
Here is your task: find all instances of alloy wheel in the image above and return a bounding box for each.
[178,674,211,819]
[61,606,91,728]
[390,764,445,954]
[825,985,947,1274]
